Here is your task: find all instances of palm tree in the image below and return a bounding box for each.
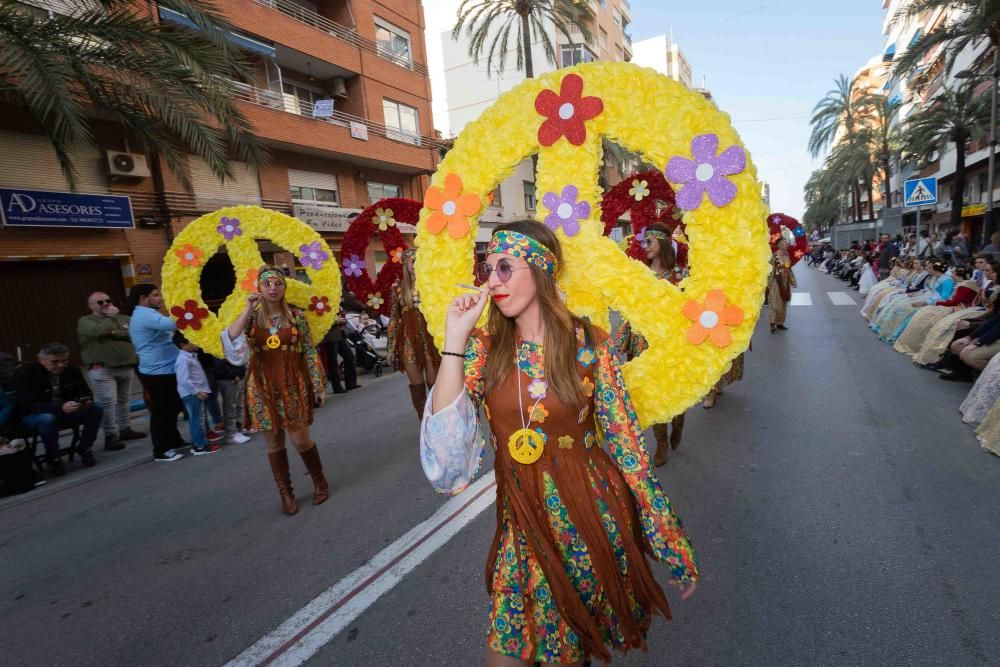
[803,168,841,234]
[864,95,903,211]
[453,0,595,79]
[904,82,992,229]
[892,1,1000,80]
[0,0,267,191]
[809,74,877,222]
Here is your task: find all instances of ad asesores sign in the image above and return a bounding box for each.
[0,188,135,229]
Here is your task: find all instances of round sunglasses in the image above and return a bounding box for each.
[476,258,531,284]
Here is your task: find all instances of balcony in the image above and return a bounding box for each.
[251,0,428,76]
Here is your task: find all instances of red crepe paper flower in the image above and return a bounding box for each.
[767,213,810,266]
[175,244,203,268]
[535,73,604,147]
[309,295,331,316]
[425,173,480,239]
[340,198,416,316]
[683,290,744,348]
[600,169,685,264]
[170,300,209,330]
[240,268,259,293]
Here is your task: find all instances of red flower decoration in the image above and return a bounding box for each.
[170,300,209,330]
[535,73,604,147]
[600,169,687,264]
[340,197,417,316]
[309,295,331,316]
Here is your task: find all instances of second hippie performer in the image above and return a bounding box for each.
[223,266,330,516]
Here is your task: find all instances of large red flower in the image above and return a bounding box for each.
[535,74,604,147]
[170,300,209,330]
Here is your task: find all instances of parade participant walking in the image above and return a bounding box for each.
[223,266,329,516]
[77,291,145,450]
[615,223,686,466]
[387,248,440,420]
[128,284,185,462]
[422,221,697,666]
[769,237,797,333]
[174,333,222,456]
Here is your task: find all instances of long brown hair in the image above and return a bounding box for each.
[483,221,589,412]
[645,222,675,270]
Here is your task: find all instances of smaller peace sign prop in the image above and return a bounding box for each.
[340,198,417,315]
[767,213,809,266]
[601,169,685,263]
[162,206,341,357]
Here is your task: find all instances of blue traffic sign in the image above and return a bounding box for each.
[903,177,938,207]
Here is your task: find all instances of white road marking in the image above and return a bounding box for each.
[225,472,498,667]
[827,291,857,306]
[789,292,812,306]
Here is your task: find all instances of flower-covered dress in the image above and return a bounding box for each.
[386,282,440,371]
[420,325,698,664]
[223,308,325,432]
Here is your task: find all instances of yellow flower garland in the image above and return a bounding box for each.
[415,62,770,426]
[162,205,341,357]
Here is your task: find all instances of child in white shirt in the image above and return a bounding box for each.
[174,332,221,456]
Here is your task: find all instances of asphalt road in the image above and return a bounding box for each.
[4,266,1000,666]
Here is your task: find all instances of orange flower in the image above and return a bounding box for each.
[424,173,480,239]
[175,243,203,268]
[240,268,259,293]
[390,247,404,264]
[581,377,594,398]
[683,289,744,348]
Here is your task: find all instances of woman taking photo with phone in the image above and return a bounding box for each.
[223,267,329,516]
[421,221,697,666]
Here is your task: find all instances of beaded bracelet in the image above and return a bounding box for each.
[441,351,465,358]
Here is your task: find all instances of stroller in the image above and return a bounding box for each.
[345,313,387,377]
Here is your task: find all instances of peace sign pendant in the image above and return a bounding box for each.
[266,335,281,349]
[508,428,544,465]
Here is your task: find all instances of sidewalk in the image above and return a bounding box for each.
[0,370,393,512]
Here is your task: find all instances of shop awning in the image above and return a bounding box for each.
[157,6,277,58]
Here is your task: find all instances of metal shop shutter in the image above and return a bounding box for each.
[189,157,262,210]
[0,131,107,193]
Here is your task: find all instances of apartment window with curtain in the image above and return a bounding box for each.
[561,44,597,67]
[523,181,536,210]
[382,99,420,145]
[367,182,403,203]
[375,17,413,66]
[491,186,502,206]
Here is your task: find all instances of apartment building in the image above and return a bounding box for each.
[0,0,441,360]
[631,34,693,88]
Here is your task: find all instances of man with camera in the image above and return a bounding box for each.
[14,343,102,477]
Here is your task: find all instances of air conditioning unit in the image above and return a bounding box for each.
[106,151,151,178]
[331,77,348,97]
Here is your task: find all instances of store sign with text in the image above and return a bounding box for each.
[0,188,134,229]
[292,203,363,233]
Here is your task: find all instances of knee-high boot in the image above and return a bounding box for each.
[408,383,427,421]
[651,423,670,467]
[267,449,298,516]
[298,444,329,505]
[670,413,685,450]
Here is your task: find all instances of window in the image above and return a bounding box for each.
[282,81,327,116]
[612,8,621,27]
[599,0,607,8]
[599,28,608,50]
[491,186,502,207]
[561,44,597,67]
[290,185,339,205]
[367,182,403,203]
[375,17,412,66]
[382,99,420,145]
[523,181,536,210]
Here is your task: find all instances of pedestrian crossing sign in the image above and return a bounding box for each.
[904,177,938,206]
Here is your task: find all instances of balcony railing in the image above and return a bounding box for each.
[252,0,428,76]
[228,80,446,150]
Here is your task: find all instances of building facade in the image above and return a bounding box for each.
[631,34,692,88]
[0,0,441,361]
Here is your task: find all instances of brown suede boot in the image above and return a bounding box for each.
[652,423,670,467]
[670,414,685,450]
[299,444,329,505]
[267,449,298,516]
[408,383,428,421]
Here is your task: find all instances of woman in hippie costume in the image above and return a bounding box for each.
[387,248,441,420]
[421,221,697,666]
[768,237,797,333]
[615,223,687,466]
[223,267,329,516]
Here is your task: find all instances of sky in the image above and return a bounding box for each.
[628,0,887,219]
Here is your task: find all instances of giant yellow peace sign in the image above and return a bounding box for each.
[415,62,770,426]
[162,205,341,357]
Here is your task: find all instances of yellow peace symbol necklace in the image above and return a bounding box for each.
[509,339,545,465]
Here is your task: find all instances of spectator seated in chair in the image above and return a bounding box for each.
[14,343,102,477]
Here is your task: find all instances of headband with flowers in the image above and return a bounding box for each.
[257,267,286,285]
[486,230,559,275]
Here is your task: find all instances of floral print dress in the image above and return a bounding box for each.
[420,325,697,664]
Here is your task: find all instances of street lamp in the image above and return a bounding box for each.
[957,58,998,247]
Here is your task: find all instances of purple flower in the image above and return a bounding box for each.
[665,134,746,210]
[216,216,242,241]
[542,184,590,237]
[298,241,330,270]
[343,254,365,278]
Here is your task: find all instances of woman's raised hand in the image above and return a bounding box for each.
[245,293,261,311]
[444,286,489,349]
